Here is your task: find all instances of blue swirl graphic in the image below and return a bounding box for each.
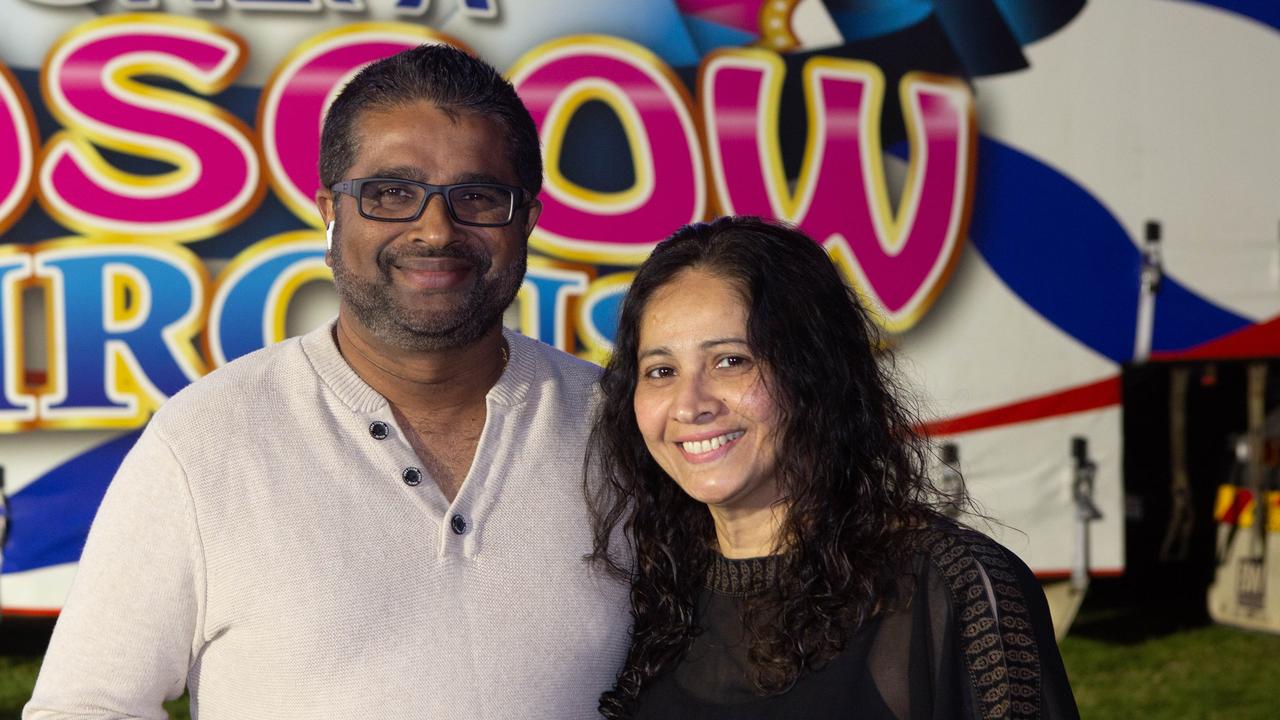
[1183,0,1280,31]
[4,431,140,573]
[891,136,1250,363]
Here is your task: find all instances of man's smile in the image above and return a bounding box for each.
[391,256,476,290]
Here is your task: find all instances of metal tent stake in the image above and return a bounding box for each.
[1072,437,1102,592]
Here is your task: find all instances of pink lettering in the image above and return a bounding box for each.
[511,37,706,264]
[701,52,974,330]
[259,24,463,226]
[0,62,37,235]
[38,17,263,241]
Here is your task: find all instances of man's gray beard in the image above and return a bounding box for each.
[330,240,526,353]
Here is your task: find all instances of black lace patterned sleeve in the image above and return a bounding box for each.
[918,525,1081,719]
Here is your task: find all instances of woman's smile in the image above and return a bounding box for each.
[674,429,746,461]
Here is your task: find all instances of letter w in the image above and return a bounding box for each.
[700,50,975,331]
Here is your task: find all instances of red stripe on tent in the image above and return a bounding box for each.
[1152,314,1280,361]
[922,376,1121,437]
[2,607,60,618]
[1034,567,1124,581]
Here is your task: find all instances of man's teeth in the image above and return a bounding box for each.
[681,431,744,455]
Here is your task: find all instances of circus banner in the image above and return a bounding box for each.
[0,0,1277,612]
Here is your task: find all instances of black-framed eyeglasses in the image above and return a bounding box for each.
[330,177,529,227]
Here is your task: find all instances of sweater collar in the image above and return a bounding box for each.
[706,552,782,596]
[300,319,536,414]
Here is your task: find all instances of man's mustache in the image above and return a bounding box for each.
[378,243,492,275]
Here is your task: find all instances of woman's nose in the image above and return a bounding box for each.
[671,373,719,423]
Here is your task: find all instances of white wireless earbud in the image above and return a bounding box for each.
[325,220,335,251]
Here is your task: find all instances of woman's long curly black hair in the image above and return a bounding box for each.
[587,216,957,718]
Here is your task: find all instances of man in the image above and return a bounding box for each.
[27,45,630,719]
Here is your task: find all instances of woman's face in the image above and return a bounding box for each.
[633,269,782,515]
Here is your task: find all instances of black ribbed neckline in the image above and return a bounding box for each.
[706,553,782,596]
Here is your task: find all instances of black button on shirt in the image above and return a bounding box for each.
[451,514,468,535]
[369,421,389,440]
[402,467,423,486]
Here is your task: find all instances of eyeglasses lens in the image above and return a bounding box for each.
[447,184,515,225]
[358,180,421,219]
[357,180,514,225]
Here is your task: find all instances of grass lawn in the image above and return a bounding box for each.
[0,655,189,720]
[1056,574,1280,719]
[1060,621,1280,719]
[1,588,1278,719]
[0,656,39,720]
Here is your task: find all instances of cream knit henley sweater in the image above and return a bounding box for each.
[26,323,632,720]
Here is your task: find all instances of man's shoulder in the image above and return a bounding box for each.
[507,330,601,390]
[150,332,315,432]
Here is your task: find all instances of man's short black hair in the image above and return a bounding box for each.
[319,44,542,197]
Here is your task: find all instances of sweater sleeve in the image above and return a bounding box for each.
[24,423,205,720]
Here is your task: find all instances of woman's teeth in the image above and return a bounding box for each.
[681,431,744,455]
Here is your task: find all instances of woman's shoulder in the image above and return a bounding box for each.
[910,520,1044,636]
[909,521,1062,719]
[914,520,1040,593]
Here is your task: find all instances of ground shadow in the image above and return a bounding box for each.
[1069,574,1211,644]
[0,618,53,657]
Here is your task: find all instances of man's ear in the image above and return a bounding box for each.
[316,190,335,265]
[316,189,335,227]
[522,197,542,238]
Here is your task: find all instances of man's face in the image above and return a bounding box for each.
[317,100,540,352]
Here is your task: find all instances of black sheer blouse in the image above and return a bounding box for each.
[632,525,1079,719]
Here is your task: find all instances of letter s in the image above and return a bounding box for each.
[38,15,264,242]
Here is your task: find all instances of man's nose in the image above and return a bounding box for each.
[407,191,457,245]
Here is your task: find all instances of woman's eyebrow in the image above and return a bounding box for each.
[638,339,748,360]
[702,338,748,350]
[637,346,672,362]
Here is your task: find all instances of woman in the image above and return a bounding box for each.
[587,216,1077,718]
